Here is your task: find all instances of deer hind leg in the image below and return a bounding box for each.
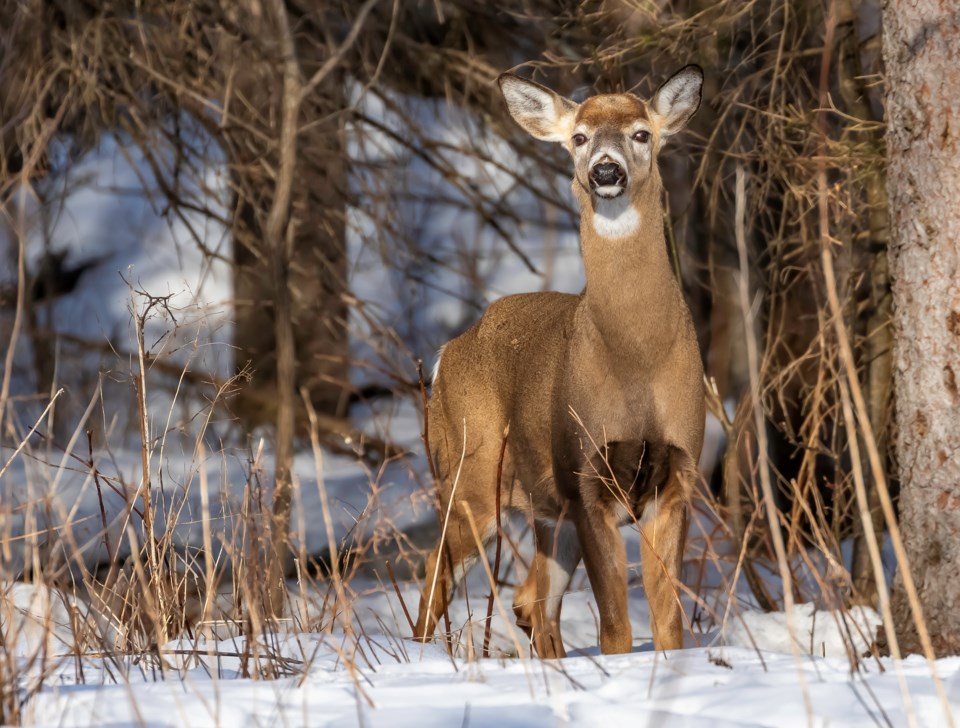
[414,481,498,644]
[513,517,580,659]
[639,450,691,651]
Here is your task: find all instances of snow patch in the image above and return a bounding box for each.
[724,602,881,657]
[2,583,83,658]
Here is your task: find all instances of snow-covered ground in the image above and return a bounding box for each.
[11,620,960,727]
[8,508,955,727]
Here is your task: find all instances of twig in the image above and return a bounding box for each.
[460,502,530,673]
[0,388,64,482]
[298,0,381,104]
[88,430,113,560]
[386,561,415,634]
[422,419,467,656]
[302,388,353,638]
[418,358,452,642]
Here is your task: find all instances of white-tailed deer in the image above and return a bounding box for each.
[414,66,706,657]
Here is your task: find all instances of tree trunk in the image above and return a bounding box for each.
[232,118,348,426]
[228,33,349,428]
[218,2,351,617]
[884,1,960,655]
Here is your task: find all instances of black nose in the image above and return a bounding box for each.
[591,162,624,187]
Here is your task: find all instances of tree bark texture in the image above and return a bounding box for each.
[883,0,960,654]
[231,117,348,425]
[227,18,349,427]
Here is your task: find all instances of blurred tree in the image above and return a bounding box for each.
[883,0,960,653]
[225,3,352,428]
[0,1,354,430]
[0,0,364,617]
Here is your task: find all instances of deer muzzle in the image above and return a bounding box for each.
[590,161,626,198]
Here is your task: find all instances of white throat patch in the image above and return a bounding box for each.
[592,196,640,239]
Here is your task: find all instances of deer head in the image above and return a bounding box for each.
[498,66,703,238]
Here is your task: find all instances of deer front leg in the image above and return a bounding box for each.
[639,476,689,651]
[573,501,631,654]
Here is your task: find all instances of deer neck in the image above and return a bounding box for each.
[576,173,681,355]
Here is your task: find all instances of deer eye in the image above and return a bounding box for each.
[632,130,651,144]
[572,133,587,147]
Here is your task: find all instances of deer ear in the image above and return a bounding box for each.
[652,65,703,137]
[498,74,578,143]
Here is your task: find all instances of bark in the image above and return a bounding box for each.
[230,77,349,427]
[883,1,960,655]
[260,0,301,621]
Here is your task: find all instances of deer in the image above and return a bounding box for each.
[413,65,706,658]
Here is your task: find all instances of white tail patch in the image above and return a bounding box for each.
[431,344,447,384]
[592,196,641,239]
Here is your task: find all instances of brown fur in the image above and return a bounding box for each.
[576,94,649,128]
[414,68,706,657]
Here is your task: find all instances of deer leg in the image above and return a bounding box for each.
[572,500,631,654]
[414,506,493,643]
[513,517,580,658]
[639,469,689,651]
[413,540,456,642]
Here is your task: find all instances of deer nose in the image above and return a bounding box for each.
[591,161,624,187]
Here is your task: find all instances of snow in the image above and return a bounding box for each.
[7,557,946,728]
[15,627,960,727]
[3,583,82,659]
[724,603,882,658]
